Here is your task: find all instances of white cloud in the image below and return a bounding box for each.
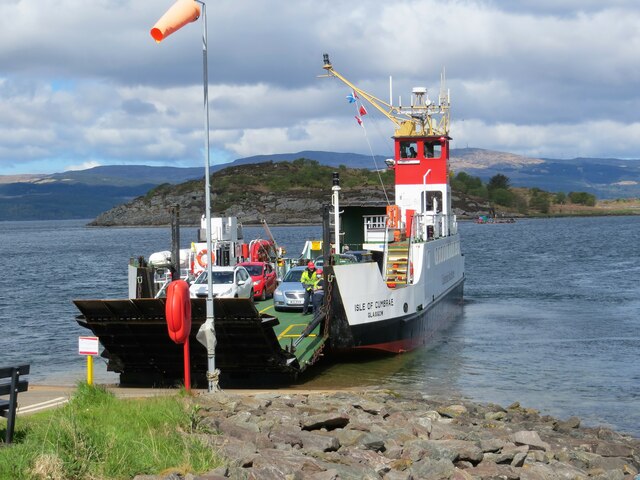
[66,160,102,171]
[0,0,639,174]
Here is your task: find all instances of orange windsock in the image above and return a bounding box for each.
[150,0,201,43]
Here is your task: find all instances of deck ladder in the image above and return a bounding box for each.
[384,241,411,288]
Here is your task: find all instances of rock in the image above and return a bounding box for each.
[465,461,519,479]
[554,416,581,432]
[438,404,468,418]
[485,410,507,421]
[334,428,365,448]
[300,413,350,431]
[177,389,639,480]
[383,469,412,480]
[595,441,635,458]
[513,430,551,451]
[298,430,340,452]
[409,458,455,479]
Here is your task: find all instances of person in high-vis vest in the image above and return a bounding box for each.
[301,261,318,315]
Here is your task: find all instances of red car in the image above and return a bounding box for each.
[238,261,277,301]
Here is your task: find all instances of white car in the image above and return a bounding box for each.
[189,266,254,299]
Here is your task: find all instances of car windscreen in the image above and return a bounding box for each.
[195,271,234,284]
[243,265,263,276]
[283,269,303,282]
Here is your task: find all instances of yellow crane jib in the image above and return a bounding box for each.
[321,53,450,138]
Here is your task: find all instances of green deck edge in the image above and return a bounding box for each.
[256,299,326,370]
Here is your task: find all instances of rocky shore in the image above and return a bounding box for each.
[135,389,639,480]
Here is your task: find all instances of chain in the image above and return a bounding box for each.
[322,272,334,339]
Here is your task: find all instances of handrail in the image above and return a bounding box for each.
[382,224,389,282]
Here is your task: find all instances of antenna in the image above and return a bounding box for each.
[439,68,448,106]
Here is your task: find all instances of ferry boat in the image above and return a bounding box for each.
[318,54,464,353]
[72,55,464,386]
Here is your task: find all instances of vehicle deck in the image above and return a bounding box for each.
[256,300,325,371]
[74,297,325,387]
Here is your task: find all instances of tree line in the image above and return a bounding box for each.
[451,171,597,214]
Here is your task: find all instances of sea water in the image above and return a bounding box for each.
[0,216,638,436]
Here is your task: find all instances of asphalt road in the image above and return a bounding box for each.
[17,384,191,416]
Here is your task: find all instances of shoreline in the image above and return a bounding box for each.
[23,384,638,477]
[28,381,640,440]
[84,212,640,228]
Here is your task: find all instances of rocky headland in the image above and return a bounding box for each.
[88,161,493,227]
[135,389,639,480]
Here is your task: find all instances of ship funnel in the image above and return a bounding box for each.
[150,0,201,43]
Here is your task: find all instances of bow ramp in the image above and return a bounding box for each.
[73,298,326,387]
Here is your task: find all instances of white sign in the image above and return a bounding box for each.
[79,336,100,356]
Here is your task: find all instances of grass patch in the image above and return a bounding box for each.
[0,383,221,479]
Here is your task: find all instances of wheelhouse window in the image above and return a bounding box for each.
[400,141,418,158]
[424,140,442,159]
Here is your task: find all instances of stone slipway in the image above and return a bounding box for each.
[147,389,639,480]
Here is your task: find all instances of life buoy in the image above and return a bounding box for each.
[196,249,214,268]
[165,280,191,344]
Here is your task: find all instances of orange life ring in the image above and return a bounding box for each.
[165,279,191,344]
[196,249,214,267]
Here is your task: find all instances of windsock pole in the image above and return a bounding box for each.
[197,2,220,393]
[150,0,219,393]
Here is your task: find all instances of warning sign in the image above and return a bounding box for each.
[78,336,99,356]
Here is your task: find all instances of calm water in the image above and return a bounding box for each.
[0,217,638,436]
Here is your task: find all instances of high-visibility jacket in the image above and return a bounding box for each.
[301,269,318,291]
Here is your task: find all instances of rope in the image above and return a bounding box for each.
[363,126,391,206]
[206,368,221,392]
[353,98,392,206]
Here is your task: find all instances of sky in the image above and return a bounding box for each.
[1,0,639,175]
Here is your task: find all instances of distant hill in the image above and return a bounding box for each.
[0,182,156,221]
[0,149,638,221]
[454,150,640,199]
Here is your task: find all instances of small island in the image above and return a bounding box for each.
[88,159,640,227]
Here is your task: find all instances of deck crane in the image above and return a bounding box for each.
[320,53,450,138]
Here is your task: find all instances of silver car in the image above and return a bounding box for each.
[273,266,307,311]
[189,265,253,299]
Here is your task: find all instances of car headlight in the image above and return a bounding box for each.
[253,280,260,286]
[274,289,282,297]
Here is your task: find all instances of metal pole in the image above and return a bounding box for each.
[332,173,341,254]
[170,204,180,281]
[196,0,219,392]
